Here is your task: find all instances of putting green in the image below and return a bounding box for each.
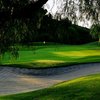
[53,50,100,58]
[1,42,100,68]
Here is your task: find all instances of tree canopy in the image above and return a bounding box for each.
[0,0,99,56]
[45,0,100,27]
[0,0,48,55]
[0,0,48,19]
[90,24,100,42]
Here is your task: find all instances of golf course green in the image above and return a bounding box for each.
[0,42,100,100]
[1,42,100,68]
[0,73,100,100]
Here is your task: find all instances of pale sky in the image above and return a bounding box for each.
[44,0,92,28]
[44,0,58,15]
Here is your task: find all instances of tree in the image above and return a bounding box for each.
[0,0,48,19]
[90,24,100,42]
[46,0,100,26]
[0,0,48,56]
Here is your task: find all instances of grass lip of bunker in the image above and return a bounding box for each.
[1,42,100,69]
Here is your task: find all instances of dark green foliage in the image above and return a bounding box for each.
[0,0,98,56]
[90,24,100,42]
[70,25,95,44]
[0,0,47,55]
[0,0,48,19]
[37,15,94,44]
[63,0,100,24]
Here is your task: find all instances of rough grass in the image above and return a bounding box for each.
[0,73,100,100]
[1,42,100,68]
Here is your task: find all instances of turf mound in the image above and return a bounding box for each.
[0,74,100,100]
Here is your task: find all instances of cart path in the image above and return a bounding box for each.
[0,63,100,95]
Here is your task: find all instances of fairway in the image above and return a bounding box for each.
[0,73,100,100]
[1,42,100,68]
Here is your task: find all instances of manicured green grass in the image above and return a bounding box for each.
[1,42,100,68]
[0,73,100,100]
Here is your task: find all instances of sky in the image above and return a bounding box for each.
[44,0,92,28]
[44,0,59,15]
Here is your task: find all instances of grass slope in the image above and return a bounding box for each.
[1,42,100,68]
[0,74,100,100]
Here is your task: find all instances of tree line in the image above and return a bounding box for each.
[0,0,48,55]
[0,0,98,56]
